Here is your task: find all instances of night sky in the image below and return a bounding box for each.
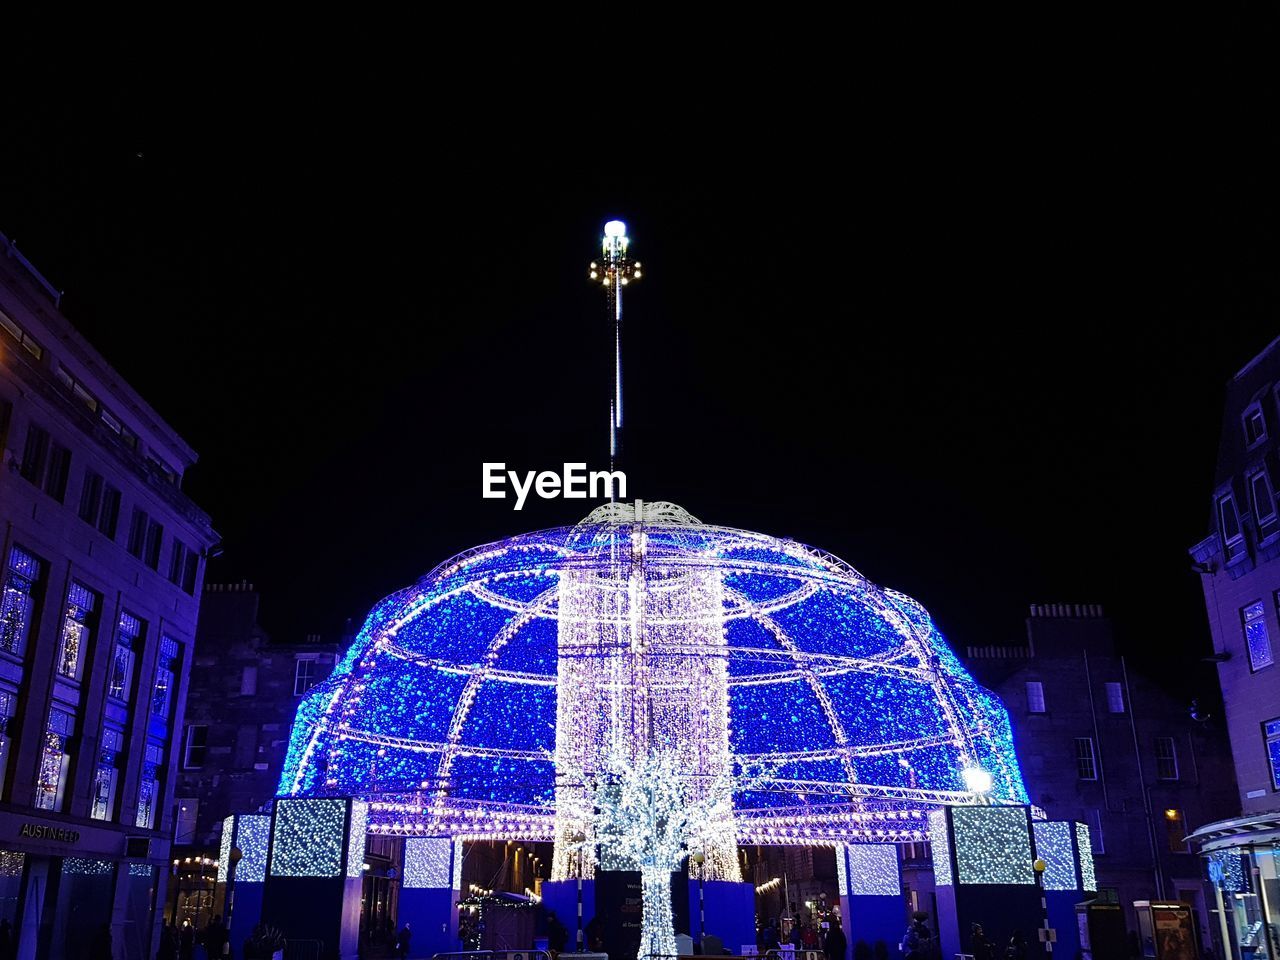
[1,24,1276,705]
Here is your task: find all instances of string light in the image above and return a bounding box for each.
[270,799,347,878]
[951,806,1034,886]
[276,504,1028,868]
[1075,821,1097,892]
[404,837,453,889]
[928,809,952,886]
[1031,821,1077,891]
[845,844,900,896]
[238,815,271,883]
[346,802,369,878]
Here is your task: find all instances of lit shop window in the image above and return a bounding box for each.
[0,688,15,798]
[151,636,179,723]
[34,707,74,812]
[136,741,164,829]
[110,612,143,701]
[1243,601,1274,672]
[58,582,98,680]
[1265,719,1280,791]
[91,727,125,821]
[0,546,43,656]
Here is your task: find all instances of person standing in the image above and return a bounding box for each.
[547,911,568,959]
[824,918,848,960]
[396,923,412,960]
[202,915,227,959]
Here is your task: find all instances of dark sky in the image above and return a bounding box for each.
[1,22,1276,703]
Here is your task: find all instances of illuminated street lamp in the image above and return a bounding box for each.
[588,219,641,478]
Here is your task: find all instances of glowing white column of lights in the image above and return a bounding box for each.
[552,505,737,883]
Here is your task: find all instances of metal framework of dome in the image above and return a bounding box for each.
[279,501,1028,865]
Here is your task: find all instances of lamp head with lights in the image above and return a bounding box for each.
[961,765,994,797]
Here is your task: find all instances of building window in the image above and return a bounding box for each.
[127,509,163,570]
[109,611,143,701]
[294,659,321,697]
[1105,682,1125,713]
[240,666,258,697]
[1164,808,1188,852]
[57,581,98,681]
[168,540,198,594]
[151,636,179,724]
[0,399,10,451]
[0,545,44,657]
[1025,681,1045,714]
[52,362,99,414]
[1219,493,1246,561]
[1074,737,1098,780]
[1246,405,1268,446]
[1155,737,1179,780]
[1089,809,1106,854]
[77,471,121,540]
[19,425,70,502]
[0,688,16,799]
[1243,601,1275,671]
[135,741,164,829]
[1265,719,1280,791]
[34,707,74,812]
[1253,469,1280,537]
[182,726,208,770]
[91,727,124,821]
[0,309,43,359]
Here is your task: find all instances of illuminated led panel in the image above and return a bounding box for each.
[1075,821,1097,892]
[63,858,112,875]
[238,815,271,883]
[835,844,849,897]
[404,837,453,889]
[952,806,1034,886]
[928,809,952,886]
[346,802,369,878]
[271,799,346,877]
[846,844,899,897]
[1032,821,1077,891]
[217,816,235,883]
[452,839,464,892]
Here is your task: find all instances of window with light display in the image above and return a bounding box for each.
[951,806,1034,885]
[271,799,347,877]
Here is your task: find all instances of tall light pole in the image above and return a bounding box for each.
[589,220,641,484]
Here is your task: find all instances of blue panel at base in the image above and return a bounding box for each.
[226,881,264,960]
[935,884,1043,958]
[400,888,459,957]
[1046,889,1083,960]
[843,894,904,949]
[539,879,596,950]
[686,880,756,954]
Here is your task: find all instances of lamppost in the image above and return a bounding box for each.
[570,831,587,951]
[691,851,706,944]
[1032,858,1050,955]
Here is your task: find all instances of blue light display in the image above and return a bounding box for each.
[1032,821,1077,891]
[279,505,1028,843]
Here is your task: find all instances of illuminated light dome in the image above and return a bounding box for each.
[279,502,1028,852]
